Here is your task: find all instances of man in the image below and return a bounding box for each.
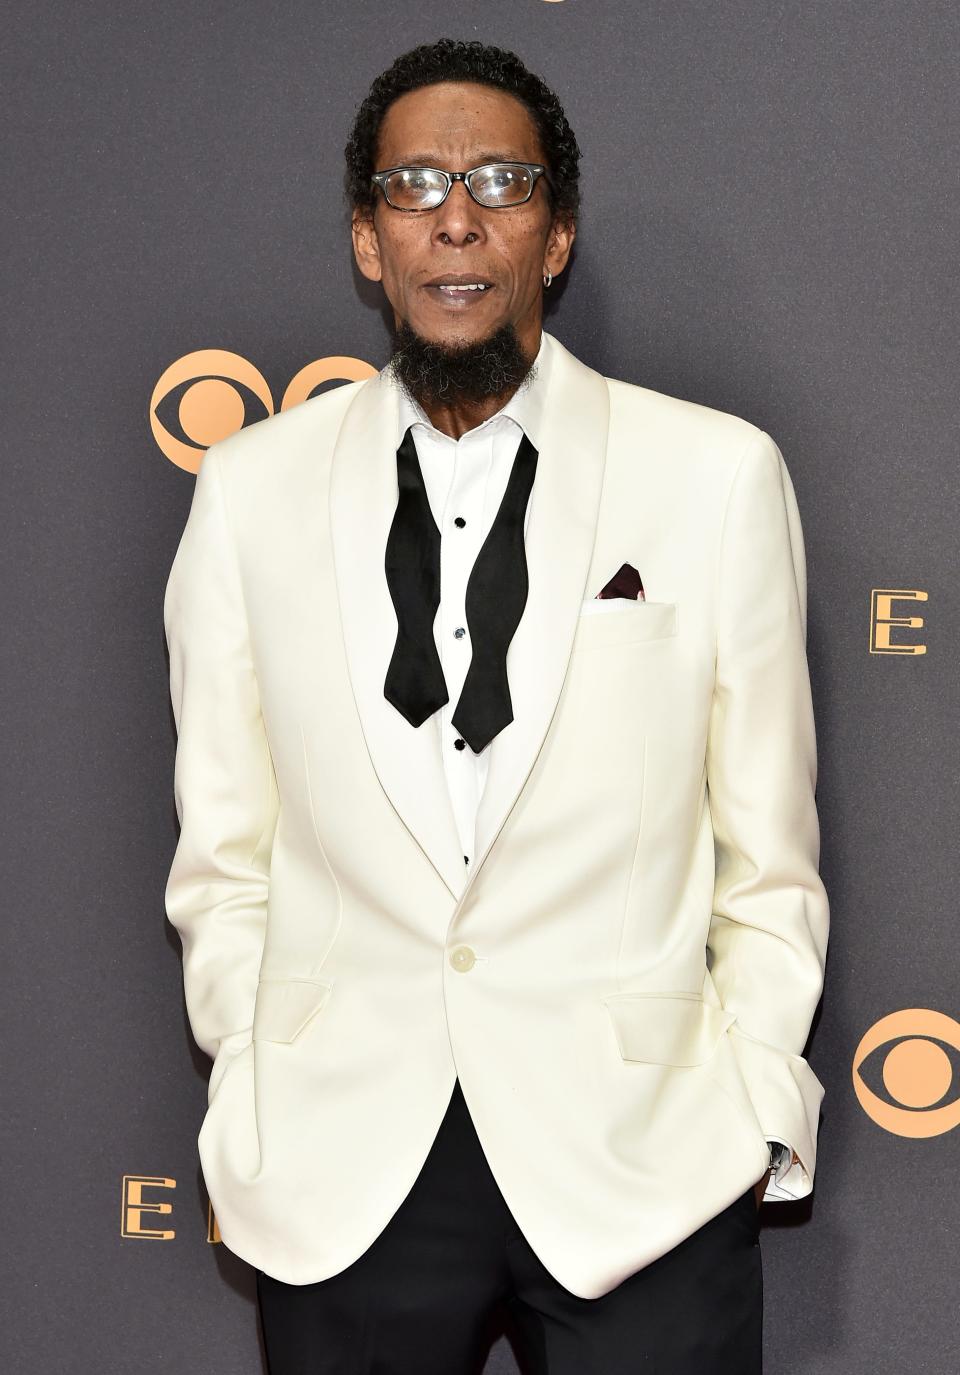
[164,37,829,1375]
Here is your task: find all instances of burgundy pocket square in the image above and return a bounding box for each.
[596,562,645,602]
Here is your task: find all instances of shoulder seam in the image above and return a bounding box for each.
[712,428,772,651]
[207,446,257,647]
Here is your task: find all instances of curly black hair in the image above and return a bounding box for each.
[344,38,580,228]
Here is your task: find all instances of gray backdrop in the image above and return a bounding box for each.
[3,1,959,1370]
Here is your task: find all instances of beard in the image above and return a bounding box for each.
[386,318,536,411]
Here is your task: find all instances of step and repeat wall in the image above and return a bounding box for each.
[4,1,958,1371]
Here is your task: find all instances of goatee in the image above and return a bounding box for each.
[386,319,536,411]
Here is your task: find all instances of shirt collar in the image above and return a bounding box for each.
[392,331,550,450]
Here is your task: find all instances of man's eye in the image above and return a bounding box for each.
[399,170,436,191]
[470,165,533,204]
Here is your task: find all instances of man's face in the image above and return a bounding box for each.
[352,81,575,360]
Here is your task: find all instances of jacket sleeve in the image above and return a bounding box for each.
[705,429,830,1202]
[163,442,279,1099]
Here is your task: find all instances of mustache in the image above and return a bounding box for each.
[386,320,535,410]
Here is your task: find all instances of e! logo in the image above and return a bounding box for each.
[120,1175,176,1240]
[151,349,377,473]
[869,589,927,654]
[853,1009,960,1137]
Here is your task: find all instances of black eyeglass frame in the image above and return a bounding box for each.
[370,161,553,211]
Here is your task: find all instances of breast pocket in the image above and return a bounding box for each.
[575,599,678,649]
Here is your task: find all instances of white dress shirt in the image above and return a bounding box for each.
[391,330,798,1196]
[393,331,549,872]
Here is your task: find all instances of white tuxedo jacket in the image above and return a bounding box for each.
[163,329,829,1297]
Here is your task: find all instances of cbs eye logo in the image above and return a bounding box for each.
[853,1009,960,1137]
[150,349,378,474]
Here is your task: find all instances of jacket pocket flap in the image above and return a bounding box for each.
[576,600,678,647]
[602,991,736,1067]
[253,977,333,1044]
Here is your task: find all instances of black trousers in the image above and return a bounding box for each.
[256,1077,763,1374]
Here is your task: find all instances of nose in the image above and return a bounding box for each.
[430,179,486,247]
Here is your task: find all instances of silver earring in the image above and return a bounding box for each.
[543,270,553,288]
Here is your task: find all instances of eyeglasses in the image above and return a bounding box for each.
[370,162,551,212]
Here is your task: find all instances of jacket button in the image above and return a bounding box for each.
[449,945,476,972]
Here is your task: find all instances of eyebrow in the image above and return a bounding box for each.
[385,152,533,167]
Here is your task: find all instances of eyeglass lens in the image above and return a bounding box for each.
[381,164,536,210]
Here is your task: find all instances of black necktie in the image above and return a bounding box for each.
[383,425,539,754]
